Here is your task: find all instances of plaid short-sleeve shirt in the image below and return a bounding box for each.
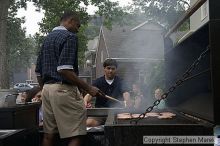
[35,26,78,84]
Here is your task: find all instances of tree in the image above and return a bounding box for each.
[128,0,190,97]
[132,0,190,29]
[0,0,36,88]
[33,0,90,66]
[33,0,128,65]
[8,3,37,71]
[0,0,11,89]
[0,0,128,88]
[1,0,129,88]
[85,15,102,40]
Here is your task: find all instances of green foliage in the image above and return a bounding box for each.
[77,25,88,65]
[35,0,89,34]
[33,0,128,66]
[86,15,103,38]
[129,0,190,96]
[34,0,91,66]
[7,17,37,71]
[7,0,37,71]
[85,24,100,40]
[1,0,191,88]
[132,0,190,29]
[6,0,191,71]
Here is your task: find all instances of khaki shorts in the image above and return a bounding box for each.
[42,84,87,138]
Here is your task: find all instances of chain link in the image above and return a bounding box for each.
[130,46,210,124]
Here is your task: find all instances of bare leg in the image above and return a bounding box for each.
[42,133,55,146]
[67,136,84,146]
[86,118,101,127]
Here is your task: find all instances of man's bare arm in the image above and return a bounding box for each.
[58,69,104,97]
[36,76,43,89]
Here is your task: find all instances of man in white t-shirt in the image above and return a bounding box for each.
[84,59,131,126]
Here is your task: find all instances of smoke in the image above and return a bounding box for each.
[105,22,166,108]
[103,20,208,111]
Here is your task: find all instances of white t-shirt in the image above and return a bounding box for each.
[106,79,114,85]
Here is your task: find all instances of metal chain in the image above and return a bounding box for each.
[130,46,210,124]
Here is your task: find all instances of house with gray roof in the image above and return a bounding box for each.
[95,21,165,86]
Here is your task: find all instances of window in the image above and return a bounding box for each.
[201,1,208,21]
[101,50,104,63]
[19,84,24,87]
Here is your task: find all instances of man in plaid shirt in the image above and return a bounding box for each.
[35,11,104,146]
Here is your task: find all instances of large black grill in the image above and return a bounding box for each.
[103,1,220,145]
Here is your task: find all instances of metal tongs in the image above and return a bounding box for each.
[101,92,127,107]
[103,95,126,106]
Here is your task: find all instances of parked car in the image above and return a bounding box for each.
[28,83,39,88]
[13,83,32,92]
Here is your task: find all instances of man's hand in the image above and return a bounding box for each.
[86,103,92,108]
[83,94,92,108]
[88,86,105,97]
[58,70,105,98]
